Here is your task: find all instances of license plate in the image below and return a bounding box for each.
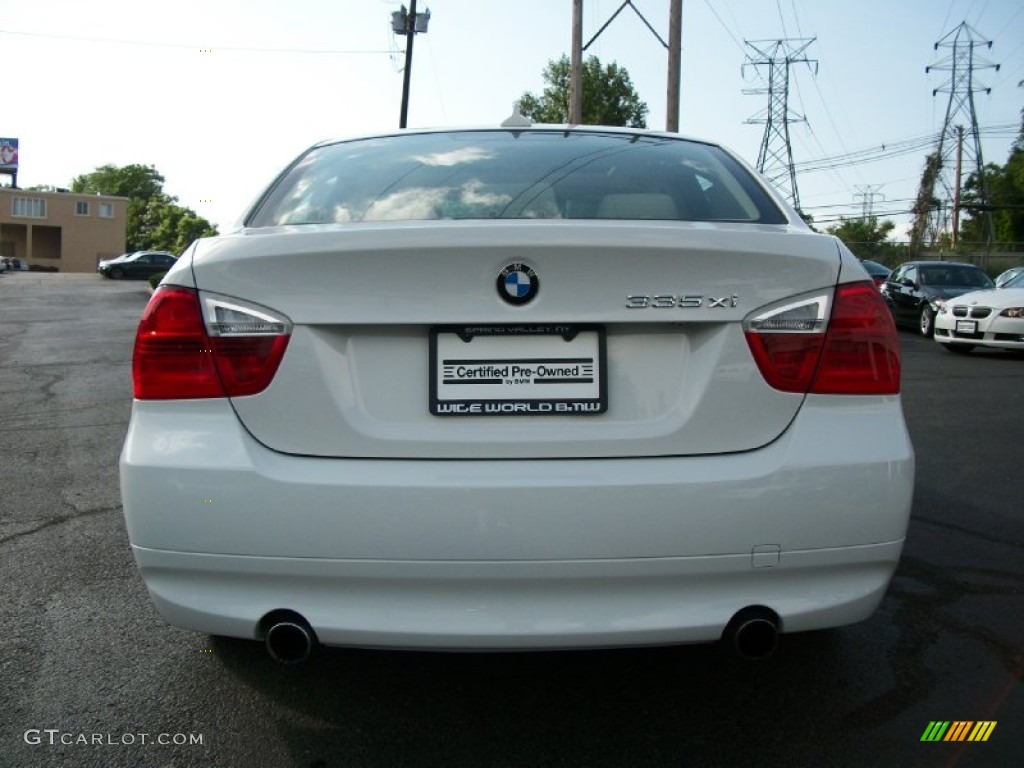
[430,325,606,416]
[956,320,977,334]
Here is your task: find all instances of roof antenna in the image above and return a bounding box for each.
[501,101,532,128]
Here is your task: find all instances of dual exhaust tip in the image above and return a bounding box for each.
[260,606,780,664]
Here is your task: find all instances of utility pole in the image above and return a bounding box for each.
[666,0,682,132]
[392,2,432,129]
[570,0,583,124]
[952,125,964,247]
[924,22,999,250]
[743,38,817,212]
[580,1,670,126]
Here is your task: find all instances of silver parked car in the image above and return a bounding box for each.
[994,266,1024,288]
[121,123,914,662]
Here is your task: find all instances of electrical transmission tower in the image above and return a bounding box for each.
[743,38,817,212]
[925,22,1000,247]
[855,185,885,219]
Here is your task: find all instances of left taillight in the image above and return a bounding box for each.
[133,286,291,400]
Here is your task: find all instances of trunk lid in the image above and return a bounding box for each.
[189,220,839,459]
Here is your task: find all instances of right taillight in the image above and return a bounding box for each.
[745,281,900,396]
[133,286,291,400]
[811,282,900,394]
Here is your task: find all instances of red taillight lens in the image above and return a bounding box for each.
[745,281,900,396]
[133,286,291,400]
[133,287,223,399]
[745,332,825,393]
[811,282,900,395]
[209,335,291,397]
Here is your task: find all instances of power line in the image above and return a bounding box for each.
[782,1,863,192]
[795,134,941,173]
[790,0,804,38]
[803,197,916,213]
[970,0,991,28]
[701,0,745,53]
[938,0,956,40]
[790,123,1016,175]
[775,0,789,38]
[0,27,390,54]
[719,0,750,50]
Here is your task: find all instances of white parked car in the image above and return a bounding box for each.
[120,123,914,662]
[935,270,1024,353]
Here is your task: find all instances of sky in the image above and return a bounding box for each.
[1,0,1022,238]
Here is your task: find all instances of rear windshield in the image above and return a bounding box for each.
[247,130,786,227]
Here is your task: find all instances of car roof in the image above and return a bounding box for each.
[897,260,978,268]
[310,124,724,152]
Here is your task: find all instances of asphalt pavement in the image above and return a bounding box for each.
[0,273,1021,768]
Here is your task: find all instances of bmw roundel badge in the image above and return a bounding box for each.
[497,263,539,306]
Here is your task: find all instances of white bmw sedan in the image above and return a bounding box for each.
[120,125,914,661]
[935,270,1024,353]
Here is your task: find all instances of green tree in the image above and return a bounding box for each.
[71,163,165,201]
[136,197,219,254]
[909,152,943,253]
[70,163,217,252]
[826,215,896,259]
[518,55,648,128]
[960,114,1024,246]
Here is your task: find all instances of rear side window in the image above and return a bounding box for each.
[248,131,786,227]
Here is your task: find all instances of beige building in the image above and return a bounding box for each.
[0,188,127,273]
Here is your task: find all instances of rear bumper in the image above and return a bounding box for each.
[120,395,914,649]
[134,542,904,649]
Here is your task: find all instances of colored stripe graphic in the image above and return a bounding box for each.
[921,722,950,741]
[968,722,997,742]
[920,721,996,742]
[945,722,973,741]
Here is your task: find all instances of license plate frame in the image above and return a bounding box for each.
[955,319,978,334]
[430,325,607,416]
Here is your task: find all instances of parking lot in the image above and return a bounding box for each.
[1,272,1021,768]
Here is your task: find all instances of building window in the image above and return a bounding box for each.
[12,197,47,218]
[75,200,90,216]
[98,202,114,218]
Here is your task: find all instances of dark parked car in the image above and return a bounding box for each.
[881,261,995,337]
[98,251,178,280]
[859,259,891,289]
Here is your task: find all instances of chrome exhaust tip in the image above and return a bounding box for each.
[724,607,779,660]
[263,614,316,664]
